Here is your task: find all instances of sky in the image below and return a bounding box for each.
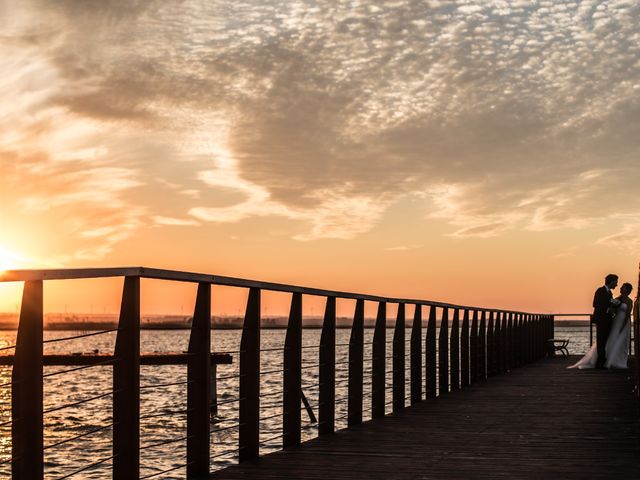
[1,0,639,315]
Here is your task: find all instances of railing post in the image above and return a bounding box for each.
[486,312,494,377]
[438,308,449,394]
[283,292,302,448]
[113,276,140,480]
[450,308,460,391]
[372,301,386,418]
[501,312,508,373]
[187,282,211,478]
[517,313,522,366]
[348,299,364,426]
[470,310,479,384]
[425,306,437,398]
[460,309,470,388]
[239,288,260,462]
[319,297,336,435]
[410,304,422,404]
[507,313,514,371]
[479,311,486,380]
[494,312,502,374]
[525,315,531,364]
[12,280,43,480]
[393,303,405,411]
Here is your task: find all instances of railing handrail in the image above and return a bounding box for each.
[0,266,545,315]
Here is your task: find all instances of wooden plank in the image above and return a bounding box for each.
[410,304,422,404]
[0,268,552,317]
[239,288,260,462]
[283,292,302,448]
[450,308,460,391]
[319,297,336,435]
[12,280,44,480]
[209,358,640,480]
[187,282,211,478]
[438,308,449,394]
[0,353,232,366]
[393,303,405,411]
[425,306,437,399]
[460,309,470,388]
[113,276,140,480]
[372,302,386,418]
[348,299,364,427]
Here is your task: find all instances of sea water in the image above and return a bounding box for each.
[0,325,591,479]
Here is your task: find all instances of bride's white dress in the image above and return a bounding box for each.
[568,302,630,369]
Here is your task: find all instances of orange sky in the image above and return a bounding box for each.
[1,1,639,316]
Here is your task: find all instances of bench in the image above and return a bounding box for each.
[547,338,570,356]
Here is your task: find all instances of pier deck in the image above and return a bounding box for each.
[211,357,639,479]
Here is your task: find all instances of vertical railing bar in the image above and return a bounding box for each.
[470,310,478,384]
[410,304,422,404]
[479,311,486,380]
[283,292,302,448]
[501,312,508,372]
[239,288,260,462]
[319,297,336,435]
[495,312,502,374]
[460,309,470,388]
[508,312,513,368]
[187,282,211,478]
[450,308,460,391]
[486,312,494,377]
[438,307,449,394]
[393,303,405,411]
[425,306,437,398]
[372,301,386,418]
[348,299,364,426]
[12,280,44,480]
[113,276,140,480]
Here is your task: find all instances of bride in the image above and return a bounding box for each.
[569,282,634,369]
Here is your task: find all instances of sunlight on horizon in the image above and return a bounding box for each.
[0,246,29,273]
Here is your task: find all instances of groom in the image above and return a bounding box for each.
[592,274,618,369]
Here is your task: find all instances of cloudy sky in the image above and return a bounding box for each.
[1,0,639,313]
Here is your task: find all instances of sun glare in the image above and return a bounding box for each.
[0,246,27,272]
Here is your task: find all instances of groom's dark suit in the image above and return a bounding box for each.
[592,285,614,368]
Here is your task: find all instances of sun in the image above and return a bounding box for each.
[0,246,27,272]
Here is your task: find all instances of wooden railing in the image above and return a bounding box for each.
[1,267,556,479]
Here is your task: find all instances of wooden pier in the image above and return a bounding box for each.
[1,267,638,479]
[210,357,639,480]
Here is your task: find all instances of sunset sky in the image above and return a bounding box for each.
[1,0,639,315]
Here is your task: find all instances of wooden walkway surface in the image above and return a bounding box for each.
[210,357,639,479]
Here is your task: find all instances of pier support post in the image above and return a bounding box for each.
[283,293,302,448]
[187,282,211,478]
[113,276,140,480]
[348,299,364,426]
[12,280,43,480]
[239,288,260,462]
[410,304,422,404]
[372,301,386,418]
[319,297,336,435]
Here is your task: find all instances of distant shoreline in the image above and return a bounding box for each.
[0,313,591,331]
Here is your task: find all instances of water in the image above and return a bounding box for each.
[0,325,592,479]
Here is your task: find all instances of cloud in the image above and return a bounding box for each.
[2,0,640,250]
